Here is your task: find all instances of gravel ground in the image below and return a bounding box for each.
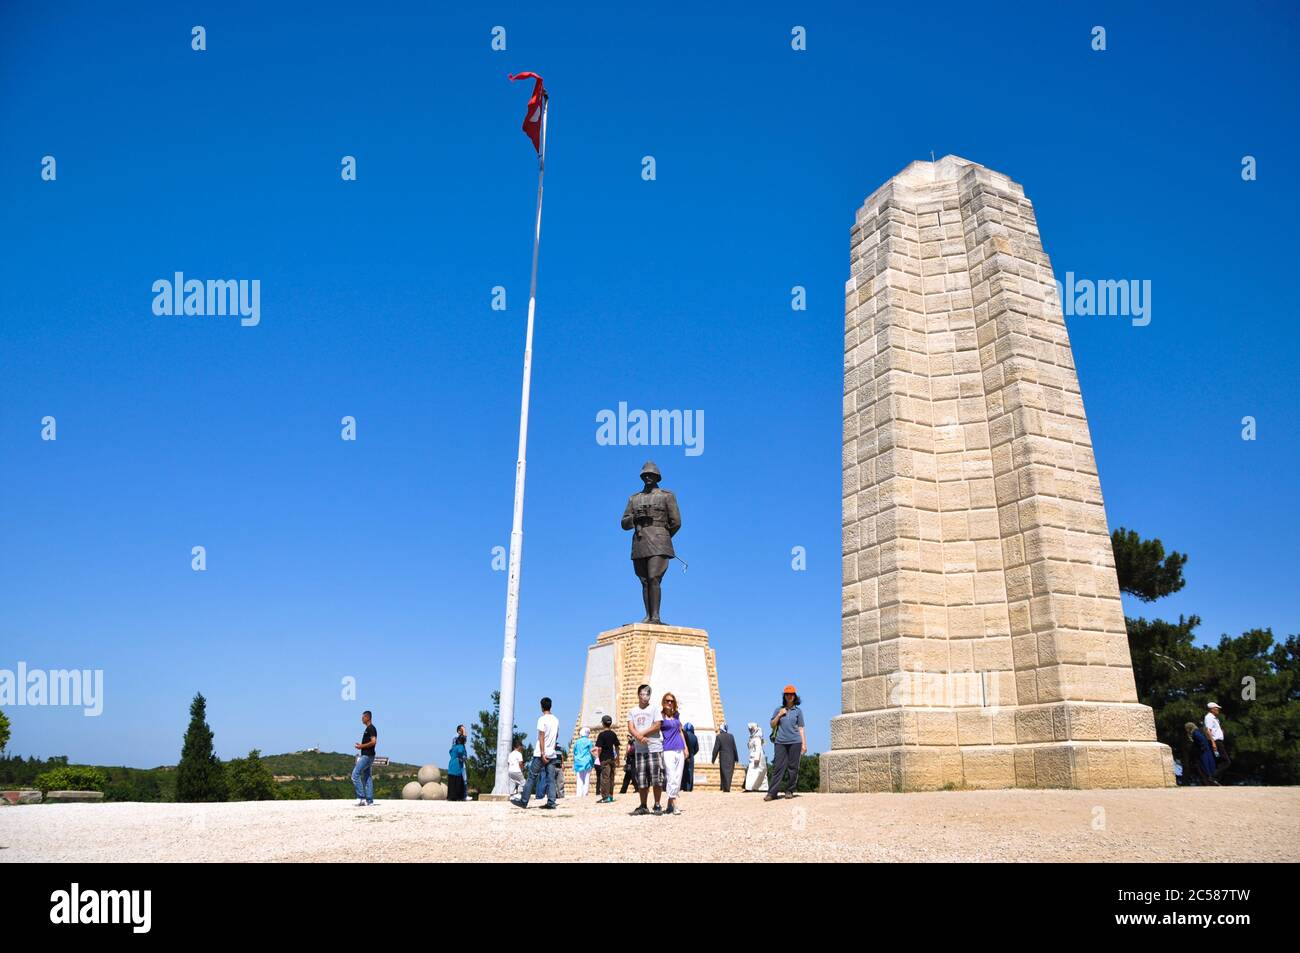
[2,787,1296,863]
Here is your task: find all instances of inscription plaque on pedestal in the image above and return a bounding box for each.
[581,643,617,728]
[648,642,714,730]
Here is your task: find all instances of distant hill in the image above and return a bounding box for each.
[1,751,427,802]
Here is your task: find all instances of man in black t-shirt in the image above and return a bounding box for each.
[352,710,378,806]
[594,714,621,803]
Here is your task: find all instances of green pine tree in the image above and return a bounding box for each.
[1111,527,1188,601]
[468,690,528,795]
[0,708,10,754]
[226,748,276,801]
[175,692,227,802]
[1117,529,1299,784]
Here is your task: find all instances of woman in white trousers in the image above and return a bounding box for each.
[659,693,688,815]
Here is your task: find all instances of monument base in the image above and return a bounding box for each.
[821,702,1176,791]
[572,623,737,793]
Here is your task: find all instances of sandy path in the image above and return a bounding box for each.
[2,787,1296,863]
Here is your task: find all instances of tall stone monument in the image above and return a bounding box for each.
[573,623,737,792]
[822,156,1174,792]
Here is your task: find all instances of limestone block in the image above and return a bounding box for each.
[856,675,887,712]
[1064,703,1103,741]
[957,709,994,746]
[1125,745,1172,788]
[993,708,1018,744]
[1015,706,1056,744]
[1099,704,1150,741]
[402,781,423,800]
[948,638,974,671]
[829,714,853,751]
[972,637,1014,671]
[860,752,895,792]
[875,708,915,746]
[421,781,447,800]
[418,764,441,784]
[896,747,963,791]
[842,646,862,681]
[916,709,958,745]
[961,748,1016,789]
[1014,747,1038,787]
[1082,746,1128,789]
[1032,746,1076,788]
[861,642,879,676]
[852,712,878,748]
[822,751,858,793]
[1015,670,1039,705]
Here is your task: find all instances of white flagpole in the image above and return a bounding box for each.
[493,95,548,796]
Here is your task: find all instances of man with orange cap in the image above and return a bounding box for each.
[765,684,806,801]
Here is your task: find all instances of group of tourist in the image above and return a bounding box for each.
[361,691,1235,804]
[1181,702,1232,785]
[506,682,808,812]
[349,712,474,805]
[348,681,809,808]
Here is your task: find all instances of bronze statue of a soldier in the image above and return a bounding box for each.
[621,461,681,625]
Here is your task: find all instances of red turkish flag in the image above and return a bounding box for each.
[508,72,547,154]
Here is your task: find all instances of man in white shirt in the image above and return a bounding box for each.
[1205,702,1230,779]
[627,683,666,815]
[506,741,526,797]
[512,697,560,809]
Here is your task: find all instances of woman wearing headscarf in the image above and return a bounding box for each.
[572,727,595,798]
[1183,721,1219,786]
[447,729,468,801]
[682,722,699,792]
[743,723,768,792]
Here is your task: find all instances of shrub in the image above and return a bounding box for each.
[34,765,108,794]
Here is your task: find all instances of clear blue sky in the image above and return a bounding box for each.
[2,2,1297,768]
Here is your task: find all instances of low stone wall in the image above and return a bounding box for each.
[44,790,105,803]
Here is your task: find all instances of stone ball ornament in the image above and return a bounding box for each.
[421,781,447,800]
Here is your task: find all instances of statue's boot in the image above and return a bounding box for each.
[640,577,653,623]
[648,579,663,626]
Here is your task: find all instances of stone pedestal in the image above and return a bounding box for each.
[823,156,1175,792]
[572,623,736,792]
